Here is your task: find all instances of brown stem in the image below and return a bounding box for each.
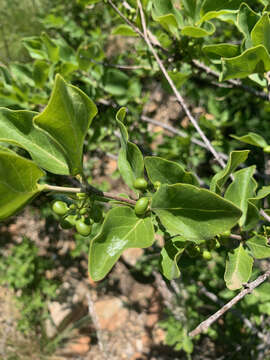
[136,0,225,168]
[43,184,136,206]
[189,268,270,337]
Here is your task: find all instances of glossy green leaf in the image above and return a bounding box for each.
[112,24,138,37]
[246,234,270,259]
[151,184,242,241]
[89,207,155,281]
[221,45,270,81]
[242,201,259,231]
[0,108,69,175]
[181,21,215,38]
[251,13,270,53]
[210,150,249,194]
[225,166,257,226]
[0,150,45,220]
[203,44,240,59]
[145,156,198,186]
[231,132,268,148]
[116,108,144,192]
[160,237,186,280]
[237,3,260,49]
[41,32,59,63]
[224,243,253,290]
[34,74,97,175]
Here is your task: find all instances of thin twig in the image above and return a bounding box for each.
[260,209,270,223]
[43,184,136,205]
[136,0,225,168]
[189,268,270,337]
[141,115,228,161]
[107,0,144,38]
[192,60,268,101]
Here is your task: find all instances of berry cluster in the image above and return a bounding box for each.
[52,193,103,236]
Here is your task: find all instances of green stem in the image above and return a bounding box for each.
[43,184,136,206]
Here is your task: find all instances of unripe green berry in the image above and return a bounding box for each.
[135,197,149,216]
[264,146,270,153]
[75,219,92,236]
[154,181,161,190]
[202,250,212,260]
[52,201,68,216]
[79,208,88,215]
[70,204,76,210]
[133,178,148,190]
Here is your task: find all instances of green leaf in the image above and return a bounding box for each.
[0,108,69,175]
[116,108,144,192]
[242,201,259,231]
[181,21,215,38]
[251,13,270,53]
[160,237,186,280]
[231,132,268,148]
[246,234,270,259]
[199,0,240,24]
[237,3,260,49]
[145,156,198,186]
[152,0,182,38]
[22,36,47,60]
[33,60,50,88]
[41,32,59,63]
[162,71,191,92]
[225,166,257,226]
[0,150,45,220]
[89,207,155,281]
[210,150,249,194]
[103,69,130,96]
[221,45,270,81]
[224,243,253,290]
[203,43,240,60]
[77,42,104,71]
[112,24,138,37]
[200,0,241,16]
[34,74,97,175]
[151,184,242,241]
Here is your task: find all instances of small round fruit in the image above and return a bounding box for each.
[70,204,76,210]
[202,250,212,260]
[135,197,149,216]
[154,181,161,190]
[79,208,88,215]
[60,216,75,229]
[75,219,92,236]
[133,178,148,190]
[52,201,68,215]
[264,146,270,153]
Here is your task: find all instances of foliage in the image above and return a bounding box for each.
[2,0,270,357]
